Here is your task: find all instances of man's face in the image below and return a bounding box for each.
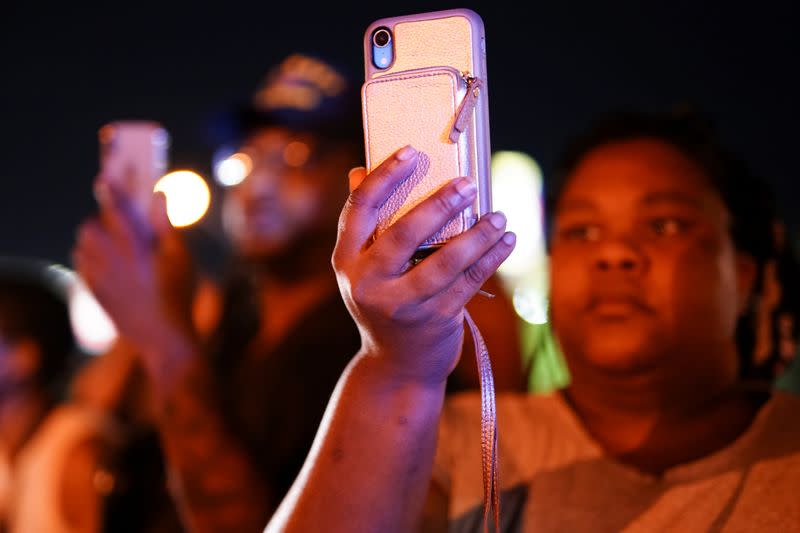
[222,127,342,259]
[549,139,753,385]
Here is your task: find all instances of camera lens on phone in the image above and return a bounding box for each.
[373,28,391,48]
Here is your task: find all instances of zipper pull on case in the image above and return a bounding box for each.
[449,75,484,143]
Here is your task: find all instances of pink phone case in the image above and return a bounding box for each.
[98,121,169,215]
[362,9,491,249]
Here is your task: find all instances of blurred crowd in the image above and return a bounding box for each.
[1,52,798,533]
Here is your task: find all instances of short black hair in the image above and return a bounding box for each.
[547,107,777,262]
[0,259,75,392]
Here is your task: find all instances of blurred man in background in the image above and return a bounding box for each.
[75,53,364,531]
[75,50,528,530]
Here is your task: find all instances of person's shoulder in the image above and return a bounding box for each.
[437,390,599,493]
[445,390,566,414]
[442,391,577,436]
[750,391,800,456]
[763,392,800,434]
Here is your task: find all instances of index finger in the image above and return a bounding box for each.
[334,145,419,260]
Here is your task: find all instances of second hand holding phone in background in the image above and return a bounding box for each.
[97,120,170,219]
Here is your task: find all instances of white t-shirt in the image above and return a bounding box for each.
[433,391,800,532]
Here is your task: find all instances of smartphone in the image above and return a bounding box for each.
[361,8,491,256]
[98,121,170,216]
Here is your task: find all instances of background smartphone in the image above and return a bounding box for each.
[361,9,491,253]
[98,120,170,215]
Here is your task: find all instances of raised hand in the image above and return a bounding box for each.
[73,180,196,377]
[333,145,516,385]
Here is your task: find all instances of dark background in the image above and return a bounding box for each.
[2,0,797,266]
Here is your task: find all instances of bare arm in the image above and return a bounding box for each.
[270,351,446,532]
[140,333,272,532]
[267,147,515,531]
[74,186,272,532]
[60,437,104,533]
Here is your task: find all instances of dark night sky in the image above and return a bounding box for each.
[1,1,797,266]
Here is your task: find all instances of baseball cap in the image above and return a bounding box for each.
[207,53,362,147]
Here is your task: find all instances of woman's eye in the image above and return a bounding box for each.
[650,217,686,237]
[560,224,600,242]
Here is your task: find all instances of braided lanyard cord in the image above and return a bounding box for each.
[464,309,500,532]
[407,72,498,530]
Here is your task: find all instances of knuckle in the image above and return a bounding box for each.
[406,273,432,299]
[372,163,392,180]
[388,221,416,249]
[465,261,488,287]
[346,187,369,210]
[479,219,499,243]
[487,243,507,267]
[433,191,457,214]
[431,246,457,276]
[350,279,373,308]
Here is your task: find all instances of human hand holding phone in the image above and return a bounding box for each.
[266,13,508,532]
[97,120,169,219]
[335,145,514,384]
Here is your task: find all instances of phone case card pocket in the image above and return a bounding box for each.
[362,66,479,248]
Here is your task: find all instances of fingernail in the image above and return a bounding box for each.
[454,177,476,198]
[488,211,506,229]
[503,231,516,245]
[396,145,417,161]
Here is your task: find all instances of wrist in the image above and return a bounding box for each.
[136,325,201,390]
[354,346,450,399]
[360,328,462,389]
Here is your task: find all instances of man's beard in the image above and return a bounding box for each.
[244,226,337,284]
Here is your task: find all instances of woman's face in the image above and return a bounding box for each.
[549,138,754,389]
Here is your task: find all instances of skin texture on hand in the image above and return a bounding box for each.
[74,183,195,371]
[334,146,516,386]
[267,146,515,532]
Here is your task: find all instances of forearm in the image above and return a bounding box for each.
[267,349,447,533]
[141,333,272,532]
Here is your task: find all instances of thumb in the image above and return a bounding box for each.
[348,166,367,192]
[149,191,172,236]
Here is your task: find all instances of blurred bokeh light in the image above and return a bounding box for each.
[491,151,548,324]
[48,265,118,355]
[215,152,252,187]
[154,170,211,227]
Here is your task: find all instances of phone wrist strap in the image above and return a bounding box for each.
[448,73,498,532]
[464,308,500,533]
